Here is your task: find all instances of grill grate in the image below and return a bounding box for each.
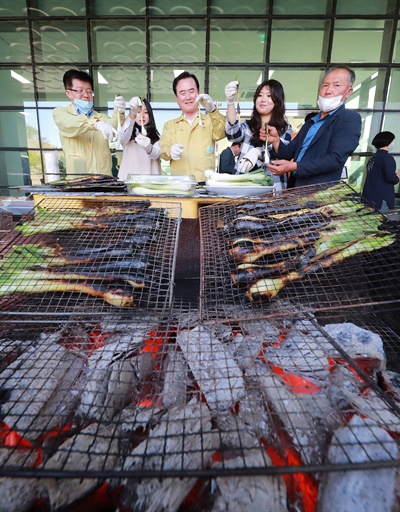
[0,197,181,320]
[0,310,399,510]
[199,182,400,323]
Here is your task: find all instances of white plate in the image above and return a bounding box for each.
[204,185,274,197]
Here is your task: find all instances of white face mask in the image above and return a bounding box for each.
[317,95,344,113]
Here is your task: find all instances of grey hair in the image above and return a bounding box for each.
[323,66,356,87]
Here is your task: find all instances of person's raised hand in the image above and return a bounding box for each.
[114,95,126,113]
[195,94,216,113]
[224,81,239,106]
[129,96,142,116]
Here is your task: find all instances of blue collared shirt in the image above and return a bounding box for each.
[297,108,340,162]
[75,105,94,117]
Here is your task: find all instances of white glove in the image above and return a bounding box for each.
[136,132,152,153]
[225,80,239,106]
[195,94,215,113]
[237,147,261,173]
[94,121,119,141]
[170,143,184,160]
[129,96,142,116]
[114,95,126,113]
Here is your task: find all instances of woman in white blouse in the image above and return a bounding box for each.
[118,97,161,179]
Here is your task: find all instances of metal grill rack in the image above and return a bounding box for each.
[0,197,181,321]
[0,309,399,511]
[199,182,400,323]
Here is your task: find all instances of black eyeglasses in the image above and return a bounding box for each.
[66,88,94,97]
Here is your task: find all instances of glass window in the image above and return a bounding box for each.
[387,68,400,108]
[210,19,268,63]
[0,22,30,64]
[0,67,35,106]
[149,1,206,15]
[270,20,330,63]
[32,21,88,63]
[90,1,145,15]
[91,20,146,63]
[356,111,383,153]
[150,20,206,63]
[331,20,389,64]
[208,67,266,109]
[346,156,368,192]
[273,0,329,15]
[28,1,86,16]
[346,68,387,110]
[35,67,73,103]
[393,27,400,63]
[0,0,26,17]
[269,68,324,109]
[92,66,147,107]
[335,0,396,15]
[0,150,33,189]
[211,0,268,15]
[0,109,39,148]
[382,112,400,143]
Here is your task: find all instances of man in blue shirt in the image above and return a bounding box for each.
[266,66,361,187]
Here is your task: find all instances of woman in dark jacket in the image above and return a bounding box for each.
[362,131,400,213]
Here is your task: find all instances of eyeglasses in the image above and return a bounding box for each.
[66,88,94,97]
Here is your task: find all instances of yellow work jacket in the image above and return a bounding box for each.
[53,103,123,175]
[160,109,226,182]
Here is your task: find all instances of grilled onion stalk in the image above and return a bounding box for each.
[229,214,386,264]
[0,246,143,307]
[13,244,149,270]
[246,234,395,302]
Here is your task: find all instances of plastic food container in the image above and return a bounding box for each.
[2,199,35,215]
[125,174,197,196]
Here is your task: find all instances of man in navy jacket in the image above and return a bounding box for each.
[266,66,361,187]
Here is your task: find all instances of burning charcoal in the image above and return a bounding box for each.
[162,346,191,408]
[211,436,288,511]
[77,353,139,422]
[322,322,386,369]
[319,415,398,512]
[228,319,281,371]
[41,423,119,510]
[176,326,245,411]
[262,319,332,381]
[340,388,400,434]
[0,447,46,511]
[118,404,165,435]
[0,337,33,372]
[252,362,337,465]
[0,337,86,441]
[0,476,46,512]
[379,370,400,401]
[118,399,219,512]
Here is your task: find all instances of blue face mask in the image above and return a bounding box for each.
[74,99,93,115]
[389,143,394,152]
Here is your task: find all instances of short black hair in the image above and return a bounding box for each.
[63,69,94,90]
[231,142,241,147]
[172,71,200,96]
[371,131,395,149]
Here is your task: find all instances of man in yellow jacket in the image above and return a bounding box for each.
[160,71,226,183]
[53,69,126,176]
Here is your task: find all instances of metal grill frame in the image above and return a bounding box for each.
[0,197,182,322]
[199,182,400,323]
